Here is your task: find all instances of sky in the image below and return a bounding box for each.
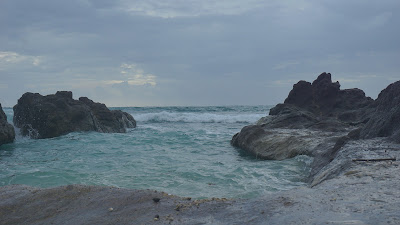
[1,0,399,107]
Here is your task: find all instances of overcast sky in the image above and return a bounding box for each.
[1,0,399,107]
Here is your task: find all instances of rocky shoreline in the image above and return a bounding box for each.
[1,73,400,224]
[1,146,399,225]
[232,72,400,187]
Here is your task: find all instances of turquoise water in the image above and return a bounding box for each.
[0,106,312,199]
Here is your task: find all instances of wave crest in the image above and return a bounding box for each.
[134,111,265,124]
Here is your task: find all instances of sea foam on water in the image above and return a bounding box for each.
[0,106,312,199]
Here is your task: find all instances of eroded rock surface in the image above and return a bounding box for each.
[360,80,400,143]
[232,72,400,187]
[232,126,345,160]
[13,91,136,139]
[0,103,15,145]
[231,72,373,161]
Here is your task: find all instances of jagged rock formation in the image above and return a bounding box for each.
[232,72,400,185]
[232,72,374,160]
[0,103,15,145]
[13,91,136,139]
[275,72,374,122]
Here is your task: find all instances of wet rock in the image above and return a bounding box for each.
[13,91,136,139]
[231,125,346,160]
[0,103,15,145]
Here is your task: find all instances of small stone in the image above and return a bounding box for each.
[154,214,160,221]
[153,197,161,203]
[108,207,114,212]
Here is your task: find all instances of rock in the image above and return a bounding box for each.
[231,125,345,160]
[311,72,341,115]
[78,97,136,133]
[308,135,351,184]
[262,104,319,129]
[360,81,400,143]
[232,72,400,188]
[309,138,399,187]
[0,103,15,145]
[284,80,313,109]
[232,72,373,160]
[13,91,136,139]
[278,72,373,119]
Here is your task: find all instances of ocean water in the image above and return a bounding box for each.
[0,106,312,199]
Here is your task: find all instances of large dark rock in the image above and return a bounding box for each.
[78,97,136,133]
[232,72,374,161]
[0,104,15,145]
[232,72,400,186]
[360,81,400,143]
[13,91,136,139]
[278,72,373,120]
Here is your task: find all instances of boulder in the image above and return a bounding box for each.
[0,104,15,145]
[13,91,136,139]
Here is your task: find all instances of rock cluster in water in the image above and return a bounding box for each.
[231,72,400,185]
[13,91,136,139]
[0,103,15,145]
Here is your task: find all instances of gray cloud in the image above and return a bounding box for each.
[1,0,399,106]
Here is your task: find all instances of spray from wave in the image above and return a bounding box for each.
[134,111,266,123]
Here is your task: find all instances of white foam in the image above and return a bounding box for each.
[13,126,33,142]
[133,111,265,124]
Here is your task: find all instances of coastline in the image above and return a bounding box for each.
[1,139,399,224]
[2,73,400,224]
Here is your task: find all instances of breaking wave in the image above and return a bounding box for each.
[134,111,265,124]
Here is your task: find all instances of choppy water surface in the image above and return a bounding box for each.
[0,106,312,199]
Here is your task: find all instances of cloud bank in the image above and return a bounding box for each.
[0,0,399,106]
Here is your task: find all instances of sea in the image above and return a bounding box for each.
[0,106,312,199]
